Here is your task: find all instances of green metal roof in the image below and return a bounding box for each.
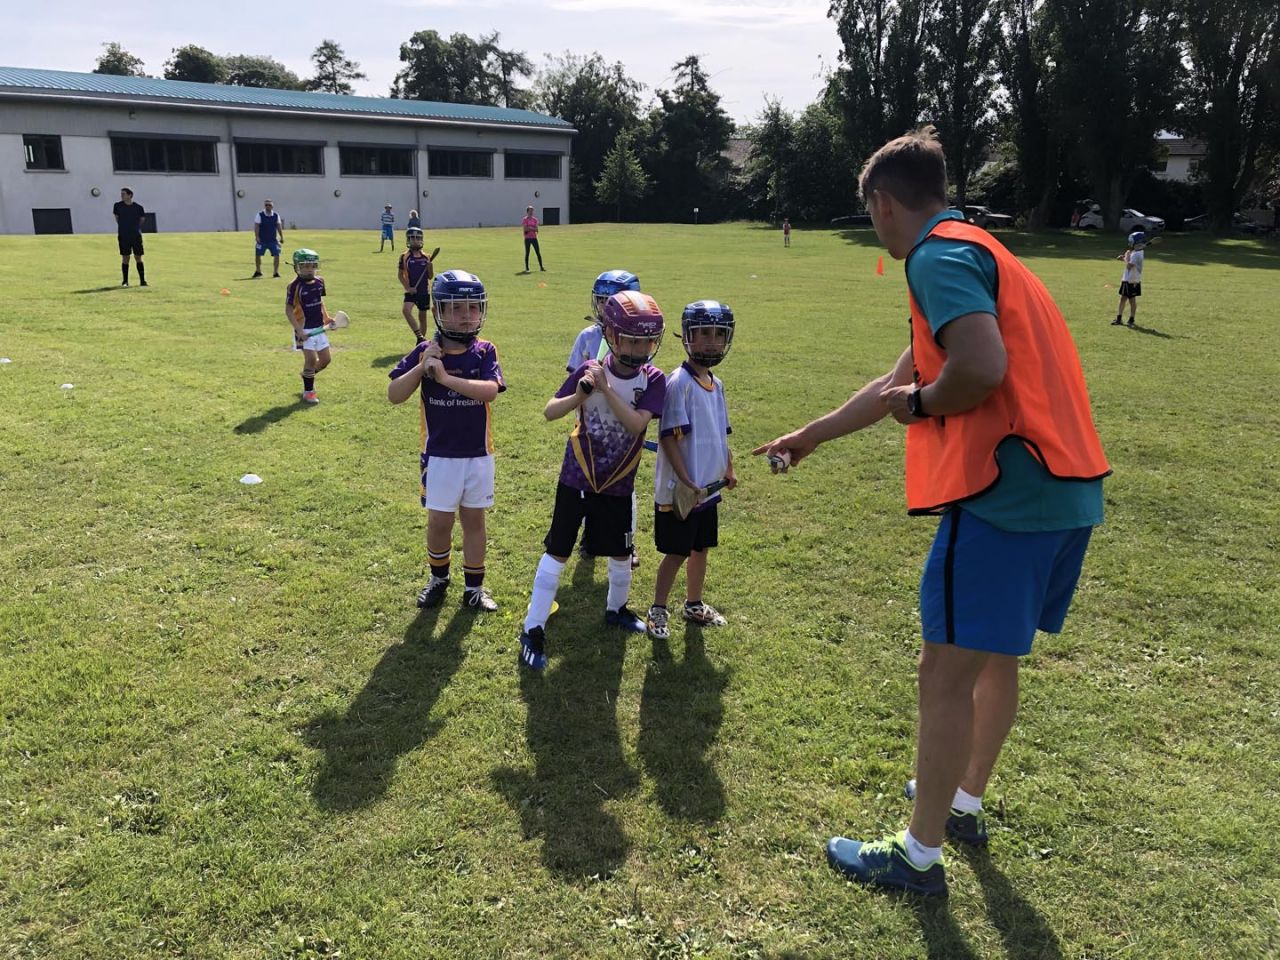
[0,65,573,131]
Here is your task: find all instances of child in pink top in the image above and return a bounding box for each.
[522,205,545,272]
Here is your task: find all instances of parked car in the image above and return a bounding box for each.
[1184,212,1263,233]
[950,205,1015,229]
[830,214,873,227]
[1078,207,1166,232]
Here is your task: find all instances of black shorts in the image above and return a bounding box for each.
[544,482,633,558]
[654,501,719,557]
[1118,281,1141,298]
[404,292,431,310]
[118,234,144,257]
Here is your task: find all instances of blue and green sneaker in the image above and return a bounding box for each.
[826,831,948,897]
[904,779,990,846]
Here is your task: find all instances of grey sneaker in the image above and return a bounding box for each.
[683,600,726,626]
[416,575,450,609]
[646,604,670,640]
[462,586,498,612]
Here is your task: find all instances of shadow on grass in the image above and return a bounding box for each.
[233,400,310,434]
[636,625,728,822]
[72,285,128,294]
[959,846,1064,960]
[908,897,981,960]
[371,354,405,370]
[491,558,638,881]
[304,604,468,810]
[1127,322,1180,340]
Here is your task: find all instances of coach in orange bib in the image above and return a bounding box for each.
[755,126,1109,898]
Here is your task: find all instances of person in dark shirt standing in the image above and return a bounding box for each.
[112,188,147,287]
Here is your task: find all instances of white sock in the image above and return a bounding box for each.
[523,554,565,632]
[903,829,943,868]
[953,787,983,815]
[606,556,631,612]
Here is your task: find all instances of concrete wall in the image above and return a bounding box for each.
[0,99,570,235]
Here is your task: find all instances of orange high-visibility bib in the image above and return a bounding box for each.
[905,219,1110,515]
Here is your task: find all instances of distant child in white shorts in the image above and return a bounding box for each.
[388,270,505,612]
[285,248,331,404]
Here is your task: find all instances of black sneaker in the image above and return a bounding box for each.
[463,587,498,612]
[121,281,129,287]
[1127,319,1135,327]
[904,779,989,846]
[252,271,263,279]
[1111,319,1123,325]
[416,576,450,609]
[140,281,148,287]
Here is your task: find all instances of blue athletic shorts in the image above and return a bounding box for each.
[381,224,394,239]
[256,239,281,256]
[920,508,1093,656]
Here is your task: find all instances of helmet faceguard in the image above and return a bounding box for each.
[680,300,735,367]
[406,227,425,250]
[590,270,641,325]
[292,248,320,278]
[603,291,664,369]
[431,270,487,343]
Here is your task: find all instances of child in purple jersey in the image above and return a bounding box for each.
[518,291,667,672]
[388,271,505,612]
[285,248,331,404]
[399,227,434,342]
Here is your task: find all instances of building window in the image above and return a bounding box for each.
[428,149,492,178]
[504,152,560,180]
[1152,159,1168,173]
[340,145,415,177]
[234,142,324,175]
[111,137,217,174]
[24,135,65,170]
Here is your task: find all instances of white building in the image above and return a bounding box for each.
[1153,136,1206,182]
[1,66,574,235]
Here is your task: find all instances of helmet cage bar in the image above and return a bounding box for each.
[606,328,663,368]
[433,297,487,342]
[681,321,734,366]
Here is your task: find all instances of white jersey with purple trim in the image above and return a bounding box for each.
[1121,249,1144,284]
[567,323,604,371]
[654,361,731,509]
[555,356,665,497]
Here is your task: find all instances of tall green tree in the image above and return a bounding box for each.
[535,52,645,220]
[595,131,652,221]
[93,42,146,77]
[646,55,734,221]
[305,40,366,95]
[995,0,1064,226]
[482,33,534,109]
[223,54,303,90]
[789,102,861,220]
[1048,0,1185,226]
[163,45,226,84]
[1178,0,1280,230]
[827,0,933,164]
[925,0,1000,205]
[744,98,796,219]
[392,30,531,107]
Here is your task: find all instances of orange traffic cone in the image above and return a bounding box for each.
[875,256,885,277]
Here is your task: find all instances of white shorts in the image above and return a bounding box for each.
[293,331,331,352]
[421,454,495,512]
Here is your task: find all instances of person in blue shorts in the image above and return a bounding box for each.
[756,126,1110,899]
[253,199,284,278]
[379,203,396,252]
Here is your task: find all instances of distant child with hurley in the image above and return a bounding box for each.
[1112,228,1157,327]
[399,227,435,343]
[646,300,738,641]
[387,271,505,612]
[285,248,331,404]
[518,291,667,672]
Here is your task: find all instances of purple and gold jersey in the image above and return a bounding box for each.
[286,276,327,329]
[398,250,432,292]
[389,338,506,459]
[555,356,665,497]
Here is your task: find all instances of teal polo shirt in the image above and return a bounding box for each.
[906,211,1104,532]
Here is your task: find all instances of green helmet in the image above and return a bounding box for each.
[292,248,320,267]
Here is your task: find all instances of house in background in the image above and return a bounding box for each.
[1153,136,1207,182]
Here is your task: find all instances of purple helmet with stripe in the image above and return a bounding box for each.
[603,291,664,367]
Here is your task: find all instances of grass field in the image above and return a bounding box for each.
[1,222,1278,959]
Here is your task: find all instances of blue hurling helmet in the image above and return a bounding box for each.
[680,300,735,367]
[590,270,641,323]
[432,270,487,343]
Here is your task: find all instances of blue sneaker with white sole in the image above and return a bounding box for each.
[904,779,990,846]
[826,831,948,897]
[605,604,647,633]
[519,626,548,671]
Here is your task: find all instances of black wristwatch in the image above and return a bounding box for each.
[907,388,931,419]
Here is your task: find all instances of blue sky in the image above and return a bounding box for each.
[5,0,841,125]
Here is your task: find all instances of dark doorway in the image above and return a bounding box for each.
[542,206,560,226]
[32,208,73,234]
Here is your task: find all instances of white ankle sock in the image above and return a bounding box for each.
[606,556,631,612]
[524,554,565,632]
[953,787,983,815]
[904,829,943,868]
